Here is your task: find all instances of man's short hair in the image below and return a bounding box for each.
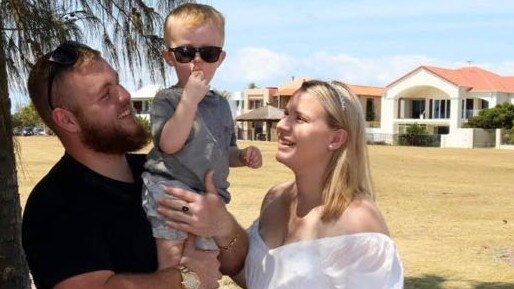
[27,42,100,131]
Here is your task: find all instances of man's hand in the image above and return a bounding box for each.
[181,236,221,289]
[157,172,232,238]
[157,172,248,276]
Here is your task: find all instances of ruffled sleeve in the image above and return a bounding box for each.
[320,233,403,289]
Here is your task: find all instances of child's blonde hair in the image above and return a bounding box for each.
[164,3,225,46]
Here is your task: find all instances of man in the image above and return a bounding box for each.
[22,41,245,289]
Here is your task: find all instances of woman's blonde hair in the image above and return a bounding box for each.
[164,3,225,46]
[294,80,374,221]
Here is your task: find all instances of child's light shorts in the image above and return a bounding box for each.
[142,172,218,251]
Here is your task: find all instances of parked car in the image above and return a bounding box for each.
[22,127,34,136]
[33,127,46,135]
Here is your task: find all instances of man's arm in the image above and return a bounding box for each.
[54,268,180,289]
[54,236,221,289]
[158,171,249,276]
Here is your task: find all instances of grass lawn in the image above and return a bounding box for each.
[15,136,514,289]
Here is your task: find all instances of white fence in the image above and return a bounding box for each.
[364,128,514,149]
[496,129,514,150]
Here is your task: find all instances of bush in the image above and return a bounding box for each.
[406,123,426,135]
[135,115,151,134]
[397,123,439,147]
[509,128,514,145]
[397,134,440,147]
[466,102,514,129]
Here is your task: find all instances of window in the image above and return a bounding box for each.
[411,99,425,119]
[132,101,143,113]
[435,126,449,134]
[366,98,375,121]
[249,99,263,109]
[430,99,450,119]
[279,96,291,109]
[481,99,489,109]
[461,99,474,118]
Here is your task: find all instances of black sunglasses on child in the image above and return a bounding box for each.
[168,45,222,63]
[47,41,92,110]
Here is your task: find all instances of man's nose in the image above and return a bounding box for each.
[118,86,131,104]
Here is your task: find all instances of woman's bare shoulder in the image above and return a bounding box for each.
[260,181,294,213]
[337,197,390,236]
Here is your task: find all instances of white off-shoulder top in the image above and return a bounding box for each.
[244,220,404,289]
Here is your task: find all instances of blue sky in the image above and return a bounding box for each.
[201,0,514,91]
[10,0,514,111]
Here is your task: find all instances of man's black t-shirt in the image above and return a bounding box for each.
[22,153,157,289]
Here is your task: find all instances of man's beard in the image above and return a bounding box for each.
[76,112,150,154]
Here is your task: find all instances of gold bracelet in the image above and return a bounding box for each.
[220,231,240,251]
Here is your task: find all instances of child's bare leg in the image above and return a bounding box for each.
[156,238,184,270]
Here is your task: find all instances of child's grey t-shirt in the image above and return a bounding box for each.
[144,87,236,203]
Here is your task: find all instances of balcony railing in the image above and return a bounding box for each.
[397,114,449,120]
[366,121,381,128]
[463,109,482,119]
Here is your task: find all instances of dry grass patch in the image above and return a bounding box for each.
[15,137,514,289]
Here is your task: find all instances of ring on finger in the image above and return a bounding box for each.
[181,205,190,212]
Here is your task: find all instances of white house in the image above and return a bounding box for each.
[228,91,244,119]
[131,84,161,120]
[130,85,242,122]
[380,66,514,147]
[239,77,384,141]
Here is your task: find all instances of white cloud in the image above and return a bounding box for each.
[218,47,295,84]
[218,48,438,88]
[301,53,445,86]
[494,62,514,76]
[207,0,514,92]
[215,47,514,91]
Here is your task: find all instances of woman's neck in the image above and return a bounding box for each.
[293,170,324,217]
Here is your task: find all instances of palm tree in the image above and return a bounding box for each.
[0,1,191,288]
[214,89,232,99]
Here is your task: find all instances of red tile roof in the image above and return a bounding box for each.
[276,88,297,96]
[275,77,384,97]
[276,77,310,96]
[348,84,384,97]
[388,65,514,93]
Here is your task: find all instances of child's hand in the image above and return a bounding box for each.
[182,71,209,105]
[239,146,262,169]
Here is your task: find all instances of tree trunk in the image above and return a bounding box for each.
[0,24,31,289]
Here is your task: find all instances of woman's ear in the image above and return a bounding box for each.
[51,108,80,134]
[328,129,348,151]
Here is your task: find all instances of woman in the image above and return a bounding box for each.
[160,80,403,288]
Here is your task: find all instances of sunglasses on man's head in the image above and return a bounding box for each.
[168,45,222,64]
[47,41,92,110]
